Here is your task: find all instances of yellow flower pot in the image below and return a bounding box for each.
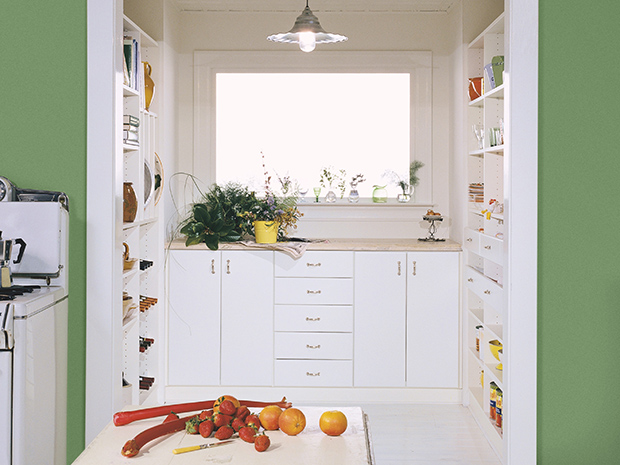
[254,221,279,244]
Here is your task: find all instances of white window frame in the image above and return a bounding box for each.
[193,51,433,204]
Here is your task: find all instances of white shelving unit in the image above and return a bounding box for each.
[86,2,163,442]
[463,12,507,462]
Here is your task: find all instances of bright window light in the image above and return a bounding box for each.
[216,73,410,198]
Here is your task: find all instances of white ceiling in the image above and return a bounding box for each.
[171,0,457,13]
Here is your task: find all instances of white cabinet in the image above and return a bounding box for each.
[407,252,460,388]
[220,251,274,386]
[274,251,354,387]
[167,250,220,386]
[354,252,406,387]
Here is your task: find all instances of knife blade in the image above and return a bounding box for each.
[172,439,234,454]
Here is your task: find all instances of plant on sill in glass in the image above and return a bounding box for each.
[319,166,346,203]
[383,160,425,203]
[348,173,365,203]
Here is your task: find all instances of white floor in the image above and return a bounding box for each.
[360,404,501,465]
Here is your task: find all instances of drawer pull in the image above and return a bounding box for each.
[211,259,215,274]
[412,261,417,276]
[306,262,322,267]
[306,317,321,322]
[226,259,231,274]
[307,290,322,295]
[484,290,491,295]
[306,344,321,349]
[306,372,321,377]
[397,261,402,276]
[466,238,473,242]
[467,278,474,282]
[484,245,492,250]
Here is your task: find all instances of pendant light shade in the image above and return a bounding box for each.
[267,1,347,53]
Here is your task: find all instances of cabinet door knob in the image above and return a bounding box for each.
[211,259,216,274]
[306,372,321,377]
[306,317,321,322]
[397,261,402,276]
[412,261,417,276]
[307,290,322,295]
[467,278,474,282]
[226,259,231,274]
[306,344,321,349]
[306,262,321,267]
[484,289,491,295]
[466,238,473,242]
[484,245,492,250]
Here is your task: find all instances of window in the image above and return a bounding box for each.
[194,51,432,203]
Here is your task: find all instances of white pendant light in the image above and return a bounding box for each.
[267,1,348,53]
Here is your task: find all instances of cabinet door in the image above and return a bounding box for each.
[168,250,221,385]
[407,252,459,388]
[354,252,406,387]
[220,251,274,386]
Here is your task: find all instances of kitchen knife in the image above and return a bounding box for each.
[173,439,234,454]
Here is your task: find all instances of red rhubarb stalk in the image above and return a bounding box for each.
[121,414,195,457]
[114,397,291,426]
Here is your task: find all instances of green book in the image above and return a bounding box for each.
[492,55,504,87]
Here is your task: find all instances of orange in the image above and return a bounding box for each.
[259,405,283,430]
[213,395,240,414]
[278,408,306,436]
[319,410,348,436]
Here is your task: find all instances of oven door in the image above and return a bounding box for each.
[0,349,12,465]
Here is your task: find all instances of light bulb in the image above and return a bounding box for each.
[299,31,316,53]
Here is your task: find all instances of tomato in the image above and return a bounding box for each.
[319,410,348,436]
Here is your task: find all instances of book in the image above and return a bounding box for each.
[123,124,139,132]
[123,115,140,127]
[491,55,504,87]
[123,130,139,142]
[483,64,495,92]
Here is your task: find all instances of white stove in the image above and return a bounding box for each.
[0,200,68,465]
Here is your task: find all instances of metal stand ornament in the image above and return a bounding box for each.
[418,212,445,242]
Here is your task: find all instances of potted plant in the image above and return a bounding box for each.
[179,182,255,250]
[384,160,425,203]
[348,174,365,203]
[240,191,302,243]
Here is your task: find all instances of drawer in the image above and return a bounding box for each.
[463,228,480,254]
[275,305,353,332]
[275,332,353,360]
[275,251,354,278]
[275,360,353,387]
[464,266,503,311]
[275,278,353,305]
[479,234,503,265]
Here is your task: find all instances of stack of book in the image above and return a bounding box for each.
[123,114,139,146]
[468,182,484,203]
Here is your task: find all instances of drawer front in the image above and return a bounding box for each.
[275,251,354,278]
[463,228,480,254]
[275,360,353,387]
[275,278,353,305]
[464,266,503,311]
[479,234,503,265]
[275,305,353,332]
[275,332,353,360]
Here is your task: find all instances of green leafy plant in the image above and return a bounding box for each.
[409,160,425,187]
[179,182,255,250]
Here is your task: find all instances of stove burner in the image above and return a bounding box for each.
[0,285,41,300]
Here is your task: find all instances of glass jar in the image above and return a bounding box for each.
[372,185,388,203]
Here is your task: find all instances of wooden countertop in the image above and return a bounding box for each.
[168,237,461,252]
[72,406,373,464]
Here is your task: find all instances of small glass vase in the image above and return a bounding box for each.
[397,186,413,203]
[348,189,360,203]
[372,185,388,203]
[325,190,337,203]
[313,187,321,203]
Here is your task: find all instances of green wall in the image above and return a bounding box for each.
[2,0,619,463]
[538,0,620,463]
[0,0,87,462]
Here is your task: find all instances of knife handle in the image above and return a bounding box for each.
[173,445,201,454]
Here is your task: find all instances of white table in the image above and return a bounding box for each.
[73,406,374,464]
